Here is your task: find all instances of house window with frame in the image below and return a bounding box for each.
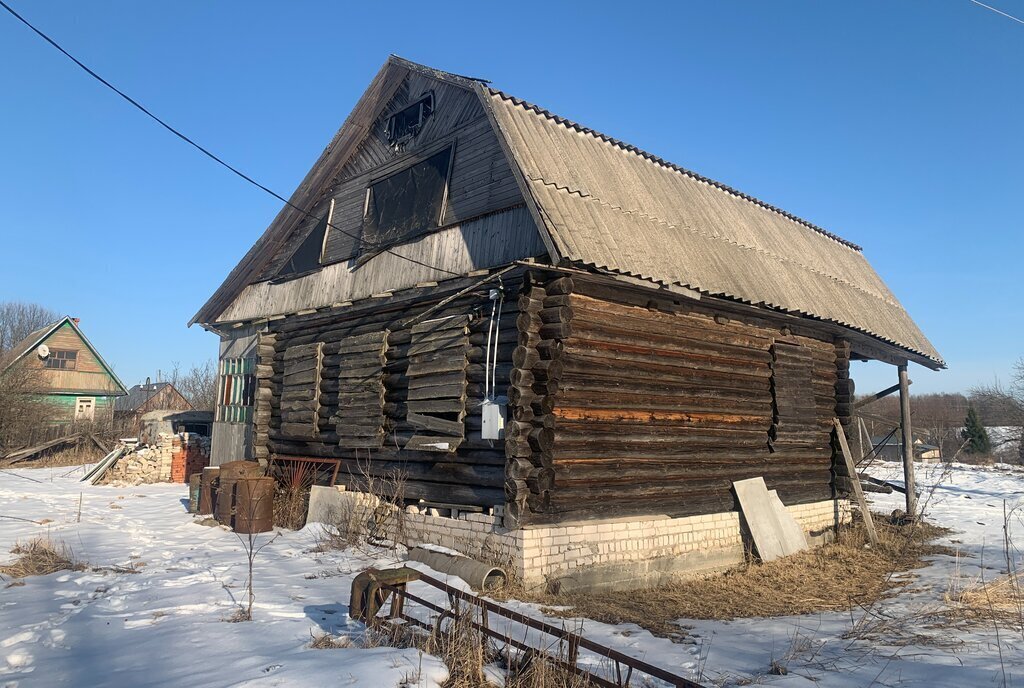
[44,349,77,370]
[216,357,256,423]
[361,145,454,255]
[386,92,434,145]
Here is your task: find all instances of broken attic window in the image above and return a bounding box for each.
[361,145,453,254]
[276,210,330,279]
[386,92,434,145]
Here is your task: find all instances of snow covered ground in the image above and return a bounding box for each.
[1,461,1022,687]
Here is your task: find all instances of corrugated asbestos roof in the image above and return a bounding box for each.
[484,89,943,366]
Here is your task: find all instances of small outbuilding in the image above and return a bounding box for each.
[115,379,193,432]
[191,57,943,590]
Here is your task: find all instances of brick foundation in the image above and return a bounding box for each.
[307,486,851,593]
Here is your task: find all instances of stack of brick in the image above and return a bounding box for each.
[101,432,211,486]
[170,432,211,483]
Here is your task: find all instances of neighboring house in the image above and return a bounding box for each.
[190,57,943,589]
[0,316,127,430]
[870,436,942,462]
[114,379,193,431]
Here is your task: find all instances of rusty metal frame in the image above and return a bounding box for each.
[359,568,705,688]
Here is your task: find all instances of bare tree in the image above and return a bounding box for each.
[169,360,218,412]
[0,365,55,452]
[971,359,1024,464]
[0,302,59,354]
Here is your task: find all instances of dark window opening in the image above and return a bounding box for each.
[45,349,77,370]
[386,93,434,145]
[275,210,330,280]
[362,145,453,255]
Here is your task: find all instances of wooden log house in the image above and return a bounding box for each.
[192,57,943,543]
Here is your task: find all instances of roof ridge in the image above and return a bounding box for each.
[526,174,903,311]
[488,88,863,252]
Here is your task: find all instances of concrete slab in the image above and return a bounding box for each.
[307,485,354,525]
[769,489,809,554]
[733,477,806,562]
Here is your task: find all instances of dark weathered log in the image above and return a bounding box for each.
[531,359,563,381]
[536,340,563,360]
[544,276,574,295]
[512,346,540,369]
[539,306,572,324]
[509,369,535,387]
[539,322,572,340]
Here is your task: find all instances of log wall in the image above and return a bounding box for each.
[510,275,840,525]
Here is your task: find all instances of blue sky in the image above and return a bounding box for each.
[1,1,1020,394]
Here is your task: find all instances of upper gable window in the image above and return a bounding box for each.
[274,200,334,281]
[45,349,77,370]
[361,145,453,253]
[386,93,434,146]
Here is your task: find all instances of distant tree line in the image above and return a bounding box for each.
[858,360,1023,463]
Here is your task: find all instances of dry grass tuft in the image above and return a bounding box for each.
[309,631,353,649]
[946,572,1024,626]
[223,606,251,623]
[546,514,952,636]
[274,485,311,531]
[0,536,85,579]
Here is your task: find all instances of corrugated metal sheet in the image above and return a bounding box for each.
[484,89,942,366]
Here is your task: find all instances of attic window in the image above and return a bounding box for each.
[45,349,77,370]
[361,145,453,254]
[274,201,334,280]
[386,93,434,145]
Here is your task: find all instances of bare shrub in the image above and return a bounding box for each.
[0,364,58,453]
[270,458,317,530]
[231,481,280,622]
[315,453,407,552]
[0,536,84,579]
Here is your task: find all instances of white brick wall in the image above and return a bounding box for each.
[307,486,851,591]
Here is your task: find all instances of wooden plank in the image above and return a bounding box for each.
[403,435,463,453]
[410,314,471,335]
[407,412,466,436]
[833,417,879,545]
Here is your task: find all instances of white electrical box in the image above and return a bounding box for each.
[481,397,507,440]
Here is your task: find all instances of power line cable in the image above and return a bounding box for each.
[970,0,1024,25]
[0,0,459,276]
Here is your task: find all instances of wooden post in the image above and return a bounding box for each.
[898,364,918,516]
[859,417,872,462]
[833,418,878,546]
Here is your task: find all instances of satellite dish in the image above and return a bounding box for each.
[36,344,50,359]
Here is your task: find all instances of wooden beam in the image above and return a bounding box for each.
[833,418,878,545]
[853,381,909,410]
[898,364,918,515]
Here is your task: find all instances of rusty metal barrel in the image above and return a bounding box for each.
[234,477,276,534]
[188,473,202,513]
[215,461,265,527]
[198,467,220,516]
